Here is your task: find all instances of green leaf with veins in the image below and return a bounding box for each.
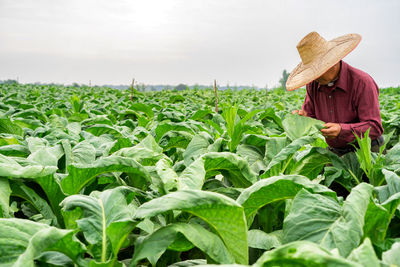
[61,186,138,263]
[131,222,234,265]
[134,190,248,264]
[282,113,325,141]
[283,183,372,257]
[0,218,86,267]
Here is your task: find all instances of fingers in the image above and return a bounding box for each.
[291,110,307,116]
[321,123,341,138]
[298,110,307,116]
[321,128,334,134]
[321,123,333,133]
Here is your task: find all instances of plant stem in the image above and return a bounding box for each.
[214,79,218,113]
[281,154,294,174]
[98,199,107,262]
[348,169,361,185]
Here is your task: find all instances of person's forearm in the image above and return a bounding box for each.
[338,120,383,143]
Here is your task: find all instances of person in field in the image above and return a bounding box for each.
[287,31,384,156]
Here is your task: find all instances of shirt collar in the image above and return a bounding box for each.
[316,60,349,92]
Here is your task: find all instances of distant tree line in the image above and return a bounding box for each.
[1,69,292,90]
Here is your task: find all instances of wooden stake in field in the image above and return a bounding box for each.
[130,78,135,101]
[214,79,218,113]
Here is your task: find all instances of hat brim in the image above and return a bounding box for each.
[286,33,362,91]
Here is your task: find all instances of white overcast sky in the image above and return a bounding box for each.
[0,0,399,87]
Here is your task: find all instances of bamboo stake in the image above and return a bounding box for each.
[214,79,218,113]
[130,78,135,101]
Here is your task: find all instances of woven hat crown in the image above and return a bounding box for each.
[285,31,361,91]
[296,32,329,65]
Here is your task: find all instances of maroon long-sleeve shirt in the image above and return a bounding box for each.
[302,61,383,148]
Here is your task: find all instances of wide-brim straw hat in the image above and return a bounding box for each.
[286,31,362,91]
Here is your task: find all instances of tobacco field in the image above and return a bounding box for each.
[0,83,400,267]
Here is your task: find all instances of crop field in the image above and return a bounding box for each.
[0,83,400,266]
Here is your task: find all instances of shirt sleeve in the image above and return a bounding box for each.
[338,77,383,143]
[302,84,316,118]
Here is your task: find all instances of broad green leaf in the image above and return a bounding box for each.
[178,158,206,190]
[48,114,69,130]
[131,223,234,265]
[159,130,193,151]
[129,102,154,119]
[288,149,331,179]
[35,174,66,227]
[36,251,75,267]
[264,136,288,163]
[236,144,265,174]
[204,119,224,136]
[81,115,114,127]
[0,154,57,178]
[26,137,63,167]
[183,132,212,166]
[363,197,392,244]
[13,108,48,123]
[385,142,400,166]
[13,117,42,131]
[0,135,20,145]
[154,122,195,142]
[259,107,283,129]
[0,218,85,267]
[283,183,373,257]
[202,152,258,188]
[347,238,379,267]
[282,114,325,141]
[107,138,132,155]
[61,156,150,195]
[237,175,335,221]
[169,259,207,266]
[71,141,97,165]
[0,117,24,136]
[322,151,364,191]
[85,124,125,138]
[376,169,400,204]
[80,132,126,156]
[134,190,248,264]
[114,134,167,166]
[10,181,59,226]
[248,229,282,250]
[382,242,400,266]
[0,178,11,217]
[61,186,138,262]
[155,158,179,192]
[242,134,268,150]
[0,144,29,157]
[262,136,315,177]
[190,108,213,121]
[253,241,361,267]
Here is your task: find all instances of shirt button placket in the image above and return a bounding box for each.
[328,93,333,120]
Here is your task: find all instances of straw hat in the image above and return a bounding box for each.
[286,32,362,91]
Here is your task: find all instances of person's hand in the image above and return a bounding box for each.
[291,109,307,116]
[321,123,341,138]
